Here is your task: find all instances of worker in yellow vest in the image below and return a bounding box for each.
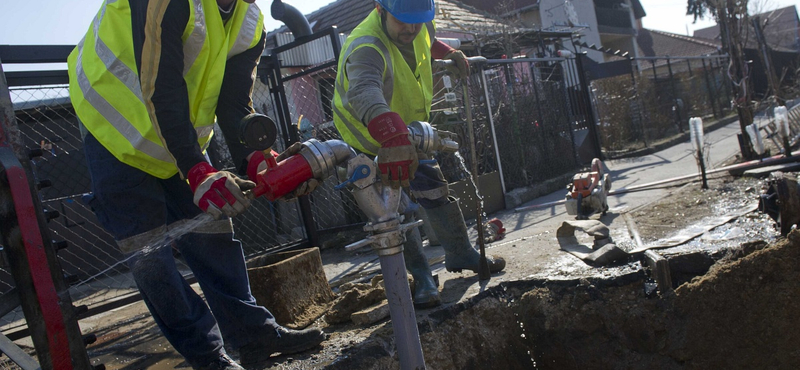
[68,0,322,368]
[333,0,506,308]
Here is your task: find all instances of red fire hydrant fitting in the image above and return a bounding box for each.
[250,152,314,201]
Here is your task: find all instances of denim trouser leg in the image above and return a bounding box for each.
[128,244,223,367]
[82,133,276,367]
[176,231,278,349]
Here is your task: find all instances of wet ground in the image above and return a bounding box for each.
[73,170,794,369]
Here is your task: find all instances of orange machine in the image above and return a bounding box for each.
[565,158,611,219]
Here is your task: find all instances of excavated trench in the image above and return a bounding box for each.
[321,230,800,370]
[274,175,800,370]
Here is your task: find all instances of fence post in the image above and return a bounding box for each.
[574,53,603,160]
[479,65,507,194]
[666,57,683,132]
[629,58,647,148]
[700,58,719,119]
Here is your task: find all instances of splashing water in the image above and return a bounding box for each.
[70,213,215,290]
[454,152,484,210]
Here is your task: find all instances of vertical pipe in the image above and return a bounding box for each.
[480,65,507,194]
[378,253,426,370]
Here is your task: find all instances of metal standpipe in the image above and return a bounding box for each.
[337,121,459,370]
[342,154,426,370]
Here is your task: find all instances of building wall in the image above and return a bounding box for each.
[540,0,604,63]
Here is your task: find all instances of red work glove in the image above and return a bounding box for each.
[367,112,418,188]
[188,162,255,219]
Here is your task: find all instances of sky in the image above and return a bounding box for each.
[0,0,797,67]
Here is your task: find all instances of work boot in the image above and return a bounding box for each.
[424,199,506,274]
[403,224,441,308]
[196,353,244,370]
[417,207,440,246]
[239,326,324,365]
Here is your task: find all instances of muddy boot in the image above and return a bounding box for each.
[403,225,441,308]
[196,353,244,370]
[239,326,324,365]
[425,199,506,274]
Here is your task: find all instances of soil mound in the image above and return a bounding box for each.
[321,230,800,370]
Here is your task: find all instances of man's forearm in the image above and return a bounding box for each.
[216,31,267,175]
[345,47,391,125]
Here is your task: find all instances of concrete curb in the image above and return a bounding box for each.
[603,113,740,160]
[504,172,574,210]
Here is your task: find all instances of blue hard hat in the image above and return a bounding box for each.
[377,0,435,24]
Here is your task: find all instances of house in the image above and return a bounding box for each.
[454,0,648,63]
[693,5,800,53]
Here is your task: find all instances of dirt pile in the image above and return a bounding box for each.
[319,229,800,370]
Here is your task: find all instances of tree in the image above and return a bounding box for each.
[687,0,758,159]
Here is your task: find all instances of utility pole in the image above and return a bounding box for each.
[718,0,757,160]
[751,15,784,106]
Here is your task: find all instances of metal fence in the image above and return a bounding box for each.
[591,55,733,153]
[452,57,588,192]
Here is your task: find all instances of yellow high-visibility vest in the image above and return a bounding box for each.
[333,9,433,155]
[68,0,264,178]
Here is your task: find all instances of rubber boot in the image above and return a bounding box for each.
[403,225,441,308]
[424,199,506,274]
[417,207,440,246]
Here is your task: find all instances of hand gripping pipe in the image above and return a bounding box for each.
[338,121,459,370]
[249,139,355,201]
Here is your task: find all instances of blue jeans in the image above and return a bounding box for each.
[83,133,278,367]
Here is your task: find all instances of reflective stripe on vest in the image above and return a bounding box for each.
[68,0,263,179]
[333,10,433,155]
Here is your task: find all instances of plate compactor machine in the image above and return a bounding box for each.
[565,158,611,219]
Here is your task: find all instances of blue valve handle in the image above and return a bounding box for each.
[336,161,437,190]
[335,164,372,190]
